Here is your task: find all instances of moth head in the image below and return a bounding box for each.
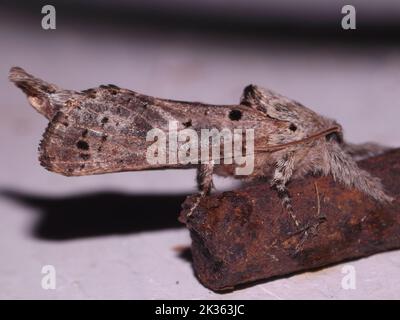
[325,121,344,144]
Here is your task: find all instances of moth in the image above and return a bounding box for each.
[9,67,393,230]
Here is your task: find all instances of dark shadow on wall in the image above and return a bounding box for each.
[0,190,186,240]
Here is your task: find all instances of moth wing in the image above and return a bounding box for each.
[39,93,176,176]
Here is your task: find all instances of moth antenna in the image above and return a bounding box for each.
[9,66,73,120]
[254,126,341,153]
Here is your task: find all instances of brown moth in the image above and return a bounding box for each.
[9,67,393,229]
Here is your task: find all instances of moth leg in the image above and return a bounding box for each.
[294,214,327,254]
[328,143,393,203]
[187,161,215,217]
[197,160,215,195]
[271,152,322,253]
[270,152,300,227]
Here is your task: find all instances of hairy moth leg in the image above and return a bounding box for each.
[187,161,215,217]
[270,152,301,227]
[327,143,394,203]
[271,152,325,253]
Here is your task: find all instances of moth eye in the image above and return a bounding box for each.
[325,132,342,143]
[289,123,297,132]
[229,109,242,121]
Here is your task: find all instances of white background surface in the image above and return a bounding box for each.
[0,2,399,299]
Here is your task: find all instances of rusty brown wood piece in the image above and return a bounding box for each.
[179,149,400,291]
